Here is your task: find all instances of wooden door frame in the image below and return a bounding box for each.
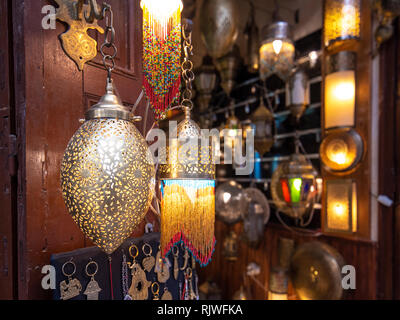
[377,18,400,300]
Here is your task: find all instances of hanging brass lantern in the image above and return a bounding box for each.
[244,2,260,73]
[215,47,241,96]
[194,55,217,113]
[250,99,275,156]
[61,80,155,254]
[271,153,318,220]
[324,0,361,49]
[259,21,295,81]
[199,0,239,59]
[159,108,216,267]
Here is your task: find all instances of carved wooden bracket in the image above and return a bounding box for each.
[54,0,108,70]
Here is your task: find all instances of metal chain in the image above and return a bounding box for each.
[181,21,195,111]
[100,4,117,81]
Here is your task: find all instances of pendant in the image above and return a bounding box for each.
[152,283,160,300]
[155,250,170,283]
[180,247,190,271]
[161,287,173,300]
[60,260,82,300]
[142,243,155,272]
[128,262,151,300]
[192,255,196,270]
[84,260,102,300]
[128,244,151,300]
[173,245,179,280]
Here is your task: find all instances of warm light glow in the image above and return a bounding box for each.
[333,82,355,101]
[268,292,288,300]
[259,40,295,80]
[141,0,183,23]
[325,70,356,129]
[326,180,357,233]
[223,192,232,204]
[272,40,283,54]
[334,203,345,216]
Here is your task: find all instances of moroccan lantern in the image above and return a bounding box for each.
[250,98,275,156]
[215,46,241,96]
[259,20,295,81]
[61,80,155,254]
[199,0,239,59]
[159,108,216,267]
[271,152,318,220]
[141,0,183,119]
[159,22,216,267]
[324,0,361,49]
[61,11,155,255]
[216,181,248,225]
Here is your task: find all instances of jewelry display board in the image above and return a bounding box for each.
[51,233,199,300]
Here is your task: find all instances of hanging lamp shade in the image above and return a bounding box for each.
[61,81,155,254]
[324,0,361,48]
[141,0,183,119]
[159,109,216,267]
[271,153,318,219]
[259,21,295,81]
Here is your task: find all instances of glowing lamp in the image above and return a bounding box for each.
[325,180,358,233]
[61,80,155,254]
[159,108,216,267]
[259,21,295,81]
[320,128,364,173]
[141,0,183,119]
[324,0,361,48]
[271,153,318,220]
[324,51,356,129]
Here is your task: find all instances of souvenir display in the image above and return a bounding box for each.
[84,260,102,300]
[216,181,248,225]
[60,259,82,301]
[128,245,151,300]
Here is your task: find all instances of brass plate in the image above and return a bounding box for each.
[290,242,345,300]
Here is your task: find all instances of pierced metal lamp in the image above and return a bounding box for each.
[60,9,155,254]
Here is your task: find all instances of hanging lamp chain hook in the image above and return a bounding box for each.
[100,4,117,83]
[181,19,195,115]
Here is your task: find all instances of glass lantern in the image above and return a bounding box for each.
[250,99,275,156]
[271,153,318,220]
[259,21,295,81]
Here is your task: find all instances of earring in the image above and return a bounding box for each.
[128,244,151,300]
[142,243,155,272]
[60,259,82,300]
[84,259,102,300]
